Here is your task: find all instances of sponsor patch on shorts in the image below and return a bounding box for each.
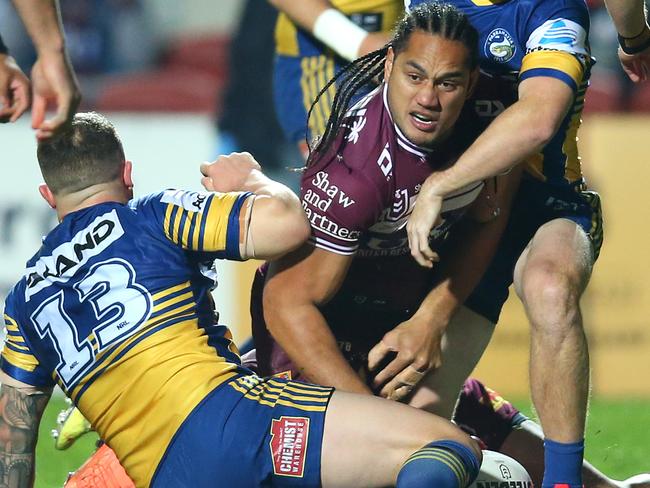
[270,416,310,477]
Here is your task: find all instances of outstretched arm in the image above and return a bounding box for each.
[407,75,573,267]
[10,0,80,139]
[369,168,522,400]
[604,0,650,82]
[268,0,389,59]
[0,372,51,488]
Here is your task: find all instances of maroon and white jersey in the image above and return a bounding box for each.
[301,84,484,260]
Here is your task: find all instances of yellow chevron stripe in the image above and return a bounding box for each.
[233,377,332,396]
[232,382,330,404]
[181,210,194,248]
[230,382,328,411]
[152,282,191,302]
[191,208,204,249]
[1,348,39,372]
[7,340,29,351]
[171,208,185,244]
[163,203,174,240]
[153,291,194,313]
[149,302,195,326]
[4,315,19,331]
[70,313,199,402]
[266,378,332,393]
[300,57,316,134]
[316,56,330,135]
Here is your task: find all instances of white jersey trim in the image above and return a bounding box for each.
[309,237,358,255]
[526,18,589,57]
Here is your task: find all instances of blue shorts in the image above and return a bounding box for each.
[152,374,334,487]
[274,54,344,144]
[465,177,603,323]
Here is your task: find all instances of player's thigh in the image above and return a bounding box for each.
[407,306,496,418]
[513,217,594,301]
[321,390,473,488]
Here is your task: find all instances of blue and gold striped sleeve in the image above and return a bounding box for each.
[1,312,54,388]
[520,13,591,92]
[158,190,253,260]
[519,50,585,92]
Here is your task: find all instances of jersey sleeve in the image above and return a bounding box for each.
[302,161,385,255]
[1,295,55,388]
[520,3,592,91]
[141,190,254,260]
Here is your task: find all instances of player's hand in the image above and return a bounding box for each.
[406,184,444,268]
[618,47,650,82]
[30,49,81,140]
[200,152,263,193]
[0,54,30,123]
[367,315,444,402]
[358,32,391,57]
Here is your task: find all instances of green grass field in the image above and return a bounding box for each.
[35,396,649,488]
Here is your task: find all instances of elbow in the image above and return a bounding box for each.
[270,198,311,255]
[283,210,311,252]
[531,121,558,148]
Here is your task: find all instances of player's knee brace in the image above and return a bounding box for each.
[395,440,480,488]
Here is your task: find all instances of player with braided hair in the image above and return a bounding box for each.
[307,1,479,162]
[258,0,519,424]
[1,111,484,488]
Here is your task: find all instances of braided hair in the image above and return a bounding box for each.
[306,2,479,166]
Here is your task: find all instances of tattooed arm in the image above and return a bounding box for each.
[0,372,51,488]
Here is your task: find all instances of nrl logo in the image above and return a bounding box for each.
[485,28,516,64]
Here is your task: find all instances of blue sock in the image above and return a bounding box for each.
[542,438,584,488]
[396,440,480,488]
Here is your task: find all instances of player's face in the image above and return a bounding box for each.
[384,31,477,148]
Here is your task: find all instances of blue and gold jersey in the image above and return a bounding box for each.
[1,189,253,487]
[274,1,404,144]
[407,0,593,186]
[275,0,403,57]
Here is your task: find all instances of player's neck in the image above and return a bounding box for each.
[55,183,132,221]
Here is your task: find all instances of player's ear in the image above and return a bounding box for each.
[122,160,134,190]
[384,46,395,81]
[38,184,56,209]
[467,68,479,98]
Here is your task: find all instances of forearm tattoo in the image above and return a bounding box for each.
[0,384,49,488]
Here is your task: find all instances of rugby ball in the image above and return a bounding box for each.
[469,450,534,488]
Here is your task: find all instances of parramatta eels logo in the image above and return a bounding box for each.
[485,28,516,63]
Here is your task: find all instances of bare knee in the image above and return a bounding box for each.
[516,261,585,334]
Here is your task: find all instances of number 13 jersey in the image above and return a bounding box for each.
[1,189,252,486]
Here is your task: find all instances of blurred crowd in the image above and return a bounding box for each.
[1,0,649,158]
[0,0,155,75]
[588,0,650,110]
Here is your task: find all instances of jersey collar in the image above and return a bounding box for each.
[382,83,433,157]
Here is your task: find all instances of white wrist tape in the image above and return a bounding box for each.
[313,8,369,61]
